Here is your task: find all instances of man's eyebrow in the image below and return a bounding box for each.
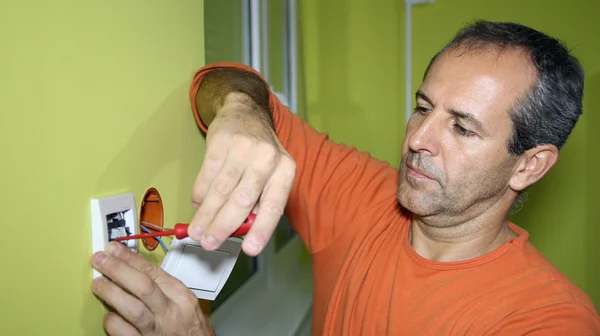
[449,109,487,135]
[415,89,488,136]
[415,90,433,105]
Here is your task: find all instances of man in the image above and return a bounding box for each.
[91,20,600,335]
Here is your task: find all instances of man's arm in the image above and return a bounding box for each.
[484,303,600,335]
[188,64,297,256]
[189,62,399,254]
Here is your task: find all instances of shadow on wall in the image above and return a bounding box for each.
[585,72,600,306]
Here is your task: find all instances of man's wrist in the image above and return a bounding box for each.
[195,68,271,129]
[220,92,275,131]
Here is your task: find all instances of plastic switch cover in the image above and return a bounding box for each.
[90,193,139,278]
[160,237,243,301]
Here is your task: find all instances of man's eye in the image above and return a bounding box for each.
[413,106,429,114]
[453,123,476,137]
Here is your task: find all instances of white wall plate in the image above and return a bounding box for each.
[90,193,139,278]
[160,237,243,301]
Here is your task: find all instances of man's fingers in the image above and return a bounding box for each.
[189,152,246,241]
[105,242,176,287]
[91,275,156,334]
[202,146,277,250]
[242,156,296,256]
[103,312,142,336]
[192,147,227,207]
[104,242,155,273]
[92,243,170,315]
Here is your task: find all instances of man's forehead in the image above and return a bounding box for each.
[419,47,536,131]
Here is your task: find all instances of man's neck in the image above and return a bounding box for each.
[409,213,518,262]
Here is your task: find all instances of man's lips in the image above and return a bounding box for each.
[406,163,431,180]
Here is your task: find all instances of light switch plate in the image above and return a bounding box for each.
[90,193,139,278]
[160,237,243,301]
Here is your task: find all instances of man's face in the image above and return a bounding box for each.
[398,47,536,222]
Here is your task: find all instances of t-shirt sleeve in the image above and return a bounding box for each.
[484,302,600,335]
[189,62,400,253]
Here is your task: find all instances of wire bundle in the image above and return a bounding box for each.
[140,221,169,252]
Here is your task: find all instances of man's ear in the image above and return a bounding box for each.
[509,145,559,192]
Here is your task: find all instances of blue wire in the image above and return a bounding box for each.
[140,225,168,252]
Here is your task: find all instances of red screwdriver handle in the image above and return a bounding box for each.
[172,212,256,239]
[172,223,190,239]
[231,212,256,237]
[114,213,256,242]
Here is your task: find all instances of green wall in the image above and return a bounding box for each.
[300,0,600,306]
[0,1,206,334]
[585,70,600,306]
[300,0,405,167]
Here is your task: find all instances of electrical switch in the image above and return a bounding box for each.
[160,237,243,301]
[90,193,139,278]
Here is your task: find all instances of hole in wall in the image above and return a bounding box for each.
[139,187,165,251]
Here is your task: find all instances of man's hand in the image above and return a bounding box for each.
[91,242,213,336]
[189,93,296,256]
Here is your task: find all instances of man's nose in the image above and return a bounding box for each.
[407,112,441,156]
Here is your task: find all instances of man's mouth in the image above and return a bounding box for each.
[406,163,431,180]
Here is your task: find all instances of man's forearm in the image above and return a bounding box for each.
[195,68,273,129]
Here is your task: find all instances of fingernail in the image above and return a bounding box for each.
[245,239,262,255]
[93,252,108,265]
[202,234,218,249]
[91,277,104,291]
[106,241,120,256]
[190,226,203,239]
[192,202,200,209]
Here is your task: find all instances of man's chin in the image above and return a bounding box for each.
[397,186,436,216]
[398,197,419,214]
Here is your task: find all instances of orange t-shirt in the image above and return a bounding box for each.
[190,62,600,335]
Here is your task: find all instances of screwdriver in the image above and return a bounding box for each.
[114,213,256,242]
